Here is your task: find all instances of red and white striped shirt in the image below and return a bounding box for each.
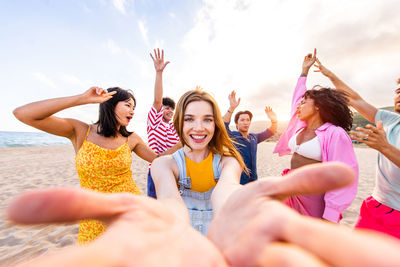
[147,106,179,156]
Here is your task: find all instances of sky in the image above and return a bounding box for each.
[1,0,399,138]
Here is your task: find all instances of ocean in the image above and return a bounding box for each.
[0,131,70,148]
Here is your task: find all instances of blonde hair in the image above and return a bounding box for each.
[173,87,247,173]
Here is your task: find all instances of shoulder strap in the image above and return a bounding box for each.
[85,125,91,140]
[172,148,191,190]
[212,154,222,181]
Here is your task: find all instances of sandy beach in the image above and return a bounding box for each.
[0,143,377,265]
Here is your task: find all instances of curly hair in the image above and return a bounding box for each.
[304,86,353,131]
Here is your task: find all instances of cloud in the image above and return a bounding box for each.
[138,20,149,46]
[106,39,121,54]
[112,0,127,14]
[175,0,400,117]
[60,73,87,88]
[33,72,57,89]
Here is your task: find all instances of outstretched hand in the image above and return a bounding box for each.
[208,162,355,266]
[314,58,332,77]
[302,48,317,73]
[8,189,227,266]
[150,48,170,72]
[265,106,277,122]
[82,87,117,104]
[228,90,241,110]
[350,121,389,151]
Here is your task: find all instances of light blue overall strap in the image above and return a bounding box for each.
[212,154,222,181]
[172,148,191,189]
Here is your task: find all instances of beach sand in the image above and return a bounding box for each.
[0,143,377,265]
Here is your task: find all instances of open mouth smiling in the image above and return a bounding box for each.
[190,134,207,143]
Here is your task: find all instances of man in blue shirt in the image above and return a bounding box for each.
[223,91,277,184]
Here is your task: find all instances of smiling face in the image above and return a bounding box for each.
[163,105,174,122]
[297,96,319,121]
[114,98,135,127]
[183,100,215,152]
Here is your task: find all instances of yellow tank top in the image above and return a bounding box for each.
[185,152,216,193]
[75,125,141,243]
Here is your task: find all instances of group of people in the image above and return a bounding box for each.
[9,48,400,266]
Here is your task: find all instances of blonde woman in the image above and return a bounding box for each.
[151,88,246,234]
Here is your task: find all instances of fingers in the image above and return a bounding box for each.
[376,120,383,130]
[313,48,317,59]
[255,162,355,200]
[7,188,138,224]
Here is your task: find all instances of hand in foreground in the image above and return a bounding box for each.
[8,189,227,267]
[302,48,317,74]
[208,162,355,266]
[150,48,170,72]
[265,106,277,122]
[350,121,389,151]
[82,87,117,104]
[228,90,241,111]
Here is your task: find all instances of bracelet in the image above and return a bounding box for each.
[227,109,233,113]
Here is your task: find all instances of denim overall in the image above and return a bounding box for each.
[172,148,221,235]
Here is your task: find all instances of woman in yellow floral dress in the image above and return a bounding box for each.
[13,86,168,243]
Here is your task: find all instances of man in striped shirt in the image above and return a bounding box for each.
[147,49,180,198]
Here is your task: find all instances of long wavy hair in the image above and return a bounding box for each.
[304,86,353,131]
[96,87,135,137]
[174,88,247,173]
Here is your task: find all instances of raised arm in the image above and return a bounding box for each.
[150,48,170,111]
[13,87,116,139]
[314,58,377,123]
[223,90,240,123]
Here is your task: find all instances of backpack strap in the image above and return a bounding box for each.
[212,154,222,181]
[172,148,191,191]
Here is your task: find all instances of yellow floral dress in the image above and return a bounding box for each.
[75,126,141,244]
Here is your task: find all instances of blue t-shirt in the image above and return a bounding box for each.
[224,122,273,184]
[372,110,400,211]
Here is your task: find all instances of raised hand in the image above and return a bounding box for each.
[265,106,277,122]
[81,87,117,104]
[314,58,332,77]
[302,48,317,75]
[350,121,389,151]
[208,162,355,266]
[8,188,228,266]
[150,48,170,72]
[228,90,241,111]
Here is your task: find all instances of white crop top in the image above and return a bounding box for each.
[288,130,322,161]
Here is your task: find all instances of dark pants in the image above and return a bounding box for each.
[147,170,157,199]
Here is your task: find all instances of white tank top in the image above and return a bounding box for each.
[288,130,322,161]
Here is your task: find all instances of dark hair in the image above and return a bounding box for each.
[234,110,253,124]
[304,86,353,131]
[96,87,135,137]
[162,97,175,109]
